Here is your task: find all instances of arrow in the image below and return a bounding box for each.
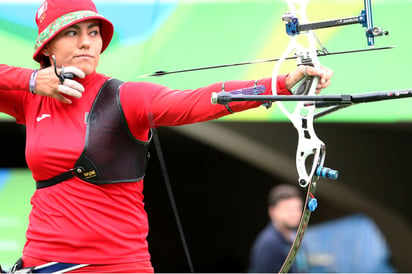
[139,46,394,77]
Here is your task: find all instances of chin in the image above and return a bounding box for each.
[84,70,94,76]
[74,61,97,76]
[82,66,96,76]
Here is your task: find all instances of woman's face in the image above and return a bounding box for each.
[43,19,102,75]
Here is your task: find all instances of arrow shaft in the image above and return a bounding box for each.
[140,46,394,77]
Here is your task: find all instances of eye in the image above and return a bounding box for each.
[89,27,101,37]
[90,30,99,36]
[65,30,77,36]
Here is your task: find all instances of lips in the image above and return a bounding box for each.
[75,54,94,59]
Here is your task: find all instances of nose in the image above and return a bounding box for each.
[78,32,91,49]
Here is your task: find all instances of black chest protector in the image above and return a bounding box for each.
[36,79,152,189]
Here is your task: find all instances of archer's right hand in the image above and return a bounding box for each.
[35,66,85,104]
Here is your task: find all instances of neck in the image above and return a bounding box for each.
[77,70,97,85]
[273,221,293,241]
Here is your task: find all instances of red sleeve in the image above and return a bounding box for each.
[120,75,291,140]
[275,74,289,95]
[0,64,33,123]
[0,64,32,91]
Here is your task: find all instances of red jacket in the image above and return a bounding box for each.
[0,64,289,271]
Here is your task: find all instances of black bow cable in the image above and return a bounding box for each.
[152,129,195,273]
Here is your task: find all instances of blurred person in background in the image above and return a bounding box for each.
[249,184,308,273]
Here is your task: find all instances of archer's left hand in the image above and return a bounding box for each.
[285,65,334,94]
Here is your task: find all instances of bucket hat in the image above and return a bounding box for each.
[33,0,114,64]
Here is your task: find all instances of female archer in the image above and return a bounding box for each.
[0,0,333,272]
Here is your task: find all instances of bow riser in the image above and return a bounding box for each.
[295,113,324,187]
[273,0,323,187]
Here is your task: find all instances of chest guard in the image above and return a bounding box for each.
[36,79,152,189]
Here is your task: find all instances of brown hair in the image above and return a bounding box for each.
[268,184,302,207]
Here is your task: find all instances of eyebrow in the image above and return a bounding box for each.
[68,23,100,30]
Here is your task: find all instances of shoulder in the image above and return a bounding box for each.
[120,81,169,92]
[119,81,172,102]
[254,224,282,247]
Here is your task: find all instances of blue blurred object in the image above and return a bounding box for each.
[304,214,395,273]
[307,197,318,212]
[0,168,10,192]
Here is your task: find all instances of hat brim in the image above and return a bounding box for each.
[33,10,114,63]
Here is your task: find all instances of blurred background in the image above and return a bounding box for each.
[0,0,410,272]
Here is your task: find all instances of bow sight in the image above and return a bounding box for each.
[283,0,388,47]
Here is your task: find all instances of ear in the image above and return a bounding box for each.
[42,45,51,56]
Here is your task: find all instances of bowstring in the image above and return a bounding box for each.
[152,129,195,273]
